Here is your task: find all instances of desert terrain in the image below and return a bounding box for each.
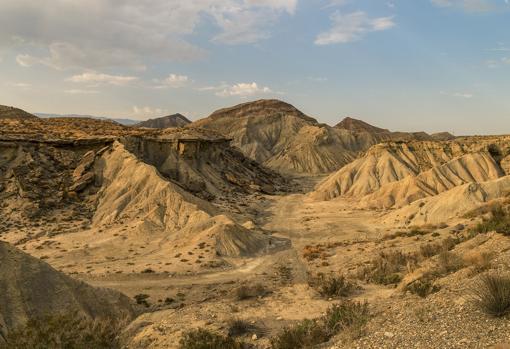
[1,100,510,348]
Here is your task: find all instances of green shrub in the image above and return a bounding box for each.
[179,329,243,349]
[322,301,369,336]
[471,273,510,317]
[270,319,327,349]
[0,313,124,349]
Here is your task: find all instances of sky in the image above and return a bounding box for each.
[1,0,509,135]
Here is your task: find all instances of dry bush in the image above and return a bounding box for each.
[227,319,260,338]
[471,206,510,236]
[405,274,440,298]
[270,301,369,349]
[302,245,326,261]
[179,329,243,349]
[235,283,268,300]
[310,273,358,299]
[359,250,419,285]
[0,312,125,349]
[471,273,510,317]
[436,250,464,275]
[464,251,493,274]
[419,242,443,258]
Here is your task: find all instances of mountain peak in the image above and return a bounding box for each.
[335,116,389,134]
[135,113,191,129]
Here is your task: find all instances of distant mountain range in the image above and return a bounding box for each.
[135,113,191,128]
[35,113,139,126]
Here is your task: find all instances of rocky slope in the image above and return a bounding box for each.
[191,100,387,174]
[0,241,135,340]
[359,151,504,209]
[311,141,468,200]
[135,114,191,129]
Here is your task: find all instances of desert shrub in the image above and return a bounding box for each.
[405,275,440,298]
[471,273,510,317]
[302,245,325,261]
[270,301,369,349]
[310,274,358,298]
[471,206,510,236]
[277,265,293,284]
[0,312,123,349]
[464,251,493,274]
[359,250,418,285]
[227,319,257,337]
[419,242,442,258]
[270,319,327,349]
[134,293,150,307]
[235,284,268,300]
[322,301,369,337]
[179,329,243,349]
[436,250,464,275]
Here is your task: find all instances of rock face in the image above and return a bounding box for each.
[135,113,191,129]
[191,100,387,174]
[0,241,136,339]
[0,105,38,120]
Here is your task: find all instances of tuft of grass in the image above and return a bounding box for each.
[227,319,258,337]
[270,301,369,349]
[0,312,124,349]
[464,251,493,274]
[179,329,243,349]
[471,273,510,317]
[310,273,358,299]
[235,284,268,301]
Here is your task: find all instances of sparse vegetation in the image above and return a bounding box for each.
[405,275,440,298]
[359,250,418,285]
[471,206,510,236]
[227,318,259,337]
[0,313,124,349]
[436,250,464,275]
[134,293,150,307]
[235,283,268,300]
[310,273,358,298]
[471,273,510,317]
[270,301,370,349]
[179,328,243,349]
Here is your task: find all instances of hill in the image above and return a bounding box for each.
[36,113,139,126]
[335,116,389,134]
[135,113,191,128]
[0,241,135,339]
[191,99,387,174]
[0,105,38,120]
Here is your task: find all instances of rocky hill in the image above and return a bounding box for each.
[191,100,389,174]
[335,116,389,134]
[135,113,191,129]
[0,241,135,340]
[0,105,38,120]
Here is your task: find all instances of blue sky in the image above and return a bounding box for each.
[1,0,509,134]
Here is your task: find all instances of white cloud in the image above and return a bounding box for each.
[153,74,190,88]
[315,11,395,45]
[216,82,273,97]
[441,91,474,98]
[68,72,138,86]
[1,0,296,69]
[132,106,169,117]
